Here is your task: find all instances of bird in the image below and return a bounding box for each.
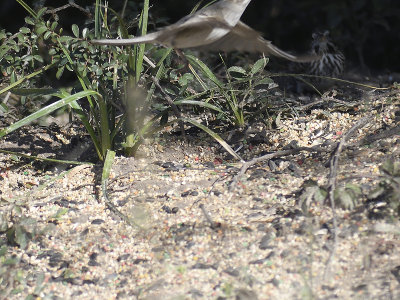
[308,30,345,78]
[92,0,319,63]
[284,30,345,93]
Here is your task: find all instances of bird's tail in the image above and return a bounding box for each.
[91,32,159,46]
[266,41,320,63]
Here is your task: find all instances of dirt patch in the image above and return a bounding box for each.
[1,87,400,299]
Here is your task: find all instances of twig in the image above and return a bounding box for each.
[269,73,393,90]
[199,204,219,229]
[360,124,400,145]
[229,146,328,191]
[45,3,92,18]
[152,76,186,139]
[102,178,142,228]
[323,115,372,280]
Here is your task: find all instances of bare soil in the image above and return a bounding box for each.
[1,85,400,299]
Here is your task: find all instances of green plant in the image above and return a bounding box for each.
[1,1,116,160]
[298,179,361,211]
[0,207,51,299]
[0,0,172,160]
[367,160,400,218]
[0,0,245,162]
[221,281,234,297]
[186,55,273,127]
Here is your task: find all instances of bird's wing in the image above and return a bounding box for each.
[91,15,231,48]
[198,21,319,63]
[156,17,232,48]
[90,11,210,46]
[91,0,248,47]
[193,0,252,27]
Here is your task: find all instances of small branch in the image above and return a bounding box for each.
[152,77,186,139]
[45,3,92,18]
[102,178,142,228]
[323,115,372,281]
[360,124,400,146]
[229,146,328,191]
[199,204,219,229]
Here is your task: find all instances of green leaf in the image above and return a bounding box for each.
[33,272,45,294]
[3,257,18,265]
[11,88,57,96]
[0,102,9,113]
[25,16,35,25]
[186,54,223,89]
[334,188,357,210]
[6,224,29,249]
[36,25,48,35]
[82,28,89,38]
[72,24,79,38]
[52,208,68,220]
[43,31,52,40]
[0,49,8,61]
[182,118,242,161]
[0,90,99,139]
[102,150,116,182]
[19,27,30,34]
[65,64,73,72]
[36,7,47,19]
[254,77,274,86]
[0,212,8,232]
[227,66,247,75]
[22,55,33,62]
[178,73,194,86]
[0,245,7,256]
[51,21,58,31]
[15,225,30,249]
[10,70,17,83]
[250,57,269,75]
[345,183,362,196]
[0,62,58,96]
[165,88,176,96]
[381,160,400,177]
[314,186,328,203]
[58,36,73,43]
[33,55,44,63]
[174,99,224,113]
[367,185,385,200]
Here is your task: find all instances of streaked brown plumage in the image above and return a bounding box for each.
[309,30,345,78]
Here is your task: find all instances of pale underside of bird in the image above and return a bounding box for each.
[92,0,318,63]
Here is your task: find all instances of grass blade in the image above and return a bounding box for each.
[174,99,224,114]
[182,118,242,161]
[0,63,56,96]
[0,90,99,139]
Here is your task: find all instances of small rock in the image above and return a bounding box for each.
[192,263,217,270]
[223,267,240,277]
[235,288,258,300]
[91,219,105,225]
[117,254,130,262]
[391,266,400,283]
[259,233,273,250]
